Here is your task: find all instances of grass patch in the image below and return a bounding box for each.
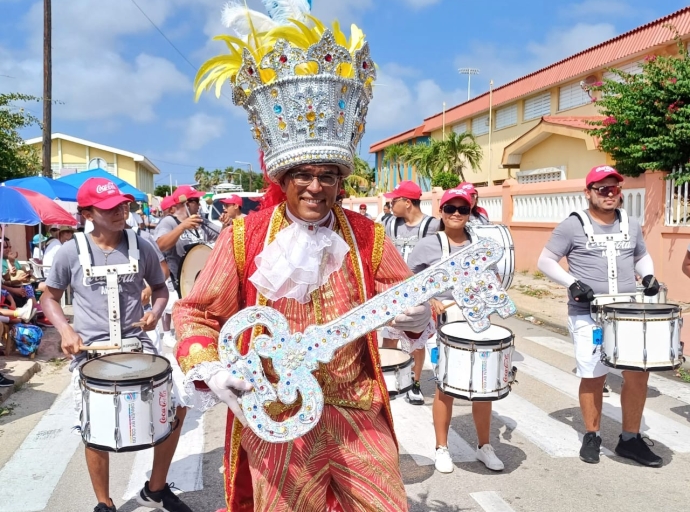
[516,284,553,299]
[676,368,690,383]
[519,269,529,276]
[0,403,16,418]
[533,270,545,280]
[13,382,23,392]
[47,357,68,368]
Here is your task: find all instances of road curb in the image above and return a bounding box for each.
[0,359,41,404]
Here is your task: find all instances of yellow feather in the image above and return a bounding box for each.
[348,24,365,52]
[331,20,347,47]
[288,19,320,45]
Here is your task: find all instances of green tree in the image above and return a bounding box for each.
[588,28,690,181]
[431,171,460,190]
[0,93,41,181]
[344,155,375,196]
[435,131,482,182]
[383,144,407,182]
[154,185,176,197]
[194,167,212,191]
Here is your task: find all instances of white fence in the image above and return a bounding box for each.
[478,196,503,222]
[513,189,645,225]
[665,177,690,226]
[420,199,433,216]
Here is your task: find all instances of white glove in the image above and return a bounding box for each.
[392,303,431,333]
[206,371,253,426]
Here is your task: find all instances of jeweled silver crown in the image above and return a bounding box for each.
[232,30,376,182]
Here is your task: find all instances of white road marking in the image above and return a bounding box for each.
[390,396,476,465]
[0,388,82,512]
[492,392,613,457]
[470,491,517,512]
[515,352,690,452]
[524,335,690,406]
[123,407,205,499]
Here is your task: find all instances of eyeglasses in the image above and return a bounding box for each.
[390,198,407,206]
[290,172,340,187]
[589,185,622,197]
[441,204,471,215]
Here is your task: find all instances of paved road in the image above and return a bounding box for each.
[1,316,689,512]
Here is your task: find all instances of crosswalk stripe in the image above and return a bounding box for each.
[524,336,690,406]
[123,407,205,500]
[515,352,690,453]
[470,491,517,512]
[0,387,82,512]
[390,397,476,465]
[492,392,613,457]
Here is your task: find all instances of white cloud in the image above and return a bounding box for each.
[180,113,225,151]
[401,0,442,8]
[454,22,618,92]
[565,0,634,18]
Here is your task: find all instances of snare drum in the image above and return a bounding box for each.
[601,303,685,371]
[79,353,174,452]
[178,243,213,298]
[439,300,465,324]
[469,224,515,289]
[437,322,516,401]
[380,348,413,398]
[635,282,668,304]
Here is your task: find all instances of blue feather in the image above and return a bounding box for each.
[261,0,311,24]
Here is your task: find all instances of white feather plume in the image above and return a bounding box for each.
[222,2,278,39]
[261,0,311,25]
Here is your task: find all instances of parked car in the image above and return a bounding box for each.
[207,192,263,229]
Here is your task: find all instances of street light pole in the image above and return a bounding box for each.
[458,67,480,102]
[235,161,254,192]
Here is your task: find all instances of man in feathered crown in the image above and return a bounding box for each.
[174,2,430,511]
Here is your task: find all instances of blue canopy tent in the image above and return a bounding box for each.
[56,168,148,202]
[3,176,79,201]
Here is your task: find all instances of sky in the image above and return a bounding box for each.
[0,0,687,188]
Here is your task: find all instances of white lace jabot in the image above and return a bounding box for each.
[248,207,350,304]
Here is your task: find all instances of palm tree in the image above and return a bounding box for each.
[383,144,407,183]
[211,169,224,187]
[345,155,375,196]
[194,167,212,191]
[437,131,483,182]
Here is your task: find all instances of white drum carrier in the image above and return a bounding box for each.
[385,215,434,263]
[379,348,413,398]
[467,224,515,290]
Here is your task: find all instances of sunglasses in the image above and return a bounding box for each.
[589,185,622,197]
[441,204,471,215]
[187,198,200,204]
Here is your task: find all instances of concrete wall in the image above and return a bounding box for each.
[520,134,606,179]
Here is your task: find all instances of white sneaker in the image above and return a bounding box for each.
[16,302,34,322]
[162,332,176,348]
[434,446,454,473]
[476,444,504,471]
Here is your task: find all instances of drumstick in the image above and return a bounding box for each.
[440,301,459,313]
[79,345,121,351]
[131,321,146,328]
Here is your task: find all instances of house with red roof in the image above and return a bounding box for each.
[370,7,690,190]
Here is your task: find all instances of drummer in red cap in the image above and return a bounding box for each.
[218,194,245,228]
[153,185,220,347]
[40,178,193,512]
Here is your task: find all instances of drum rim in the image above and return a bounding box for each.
[80,353,172,385]
[177,242,213,297]
[602,302,680,314]
[435,381,511,401]
[439,323,514,346]
[82,426,174,453]
[379,347,414,371]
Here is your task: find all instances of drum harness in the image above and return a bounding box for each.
[74,230,140,351]
[385,215,433,262]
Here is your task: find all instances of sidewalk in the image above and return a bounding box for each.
[0,306,71,404]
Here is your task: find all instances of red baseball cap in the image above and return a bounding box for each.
[220,194,243,206]
[383,181,422,200]
[160,196,175,211]
[359,203,367,209]
[460,182,478,195]
[440,187,473,208]
[77,178,134,209]
[172,185,204,204]
[586,165,624,187]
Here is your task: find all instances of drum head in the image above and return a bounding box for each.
[379,348,411,369]
[179,244,212,298]
[440,321,512,344]
[603,302,679,315]
[81,353,170,384]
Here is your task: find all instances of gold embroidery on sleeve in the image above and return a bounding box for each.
[179,342,220,374]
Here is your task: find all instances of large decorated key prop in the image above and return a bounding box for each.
[218,239,516,443]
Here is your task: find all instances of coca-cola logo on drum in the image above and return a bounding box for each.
[159,390,168,424]
[96,182,117,194]
[503,353,510,383]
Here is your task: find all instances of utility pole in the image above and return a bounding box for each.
[41,0,52,177]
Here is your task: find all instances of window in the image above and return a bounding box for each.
[523,92,551,121]
[558,82,590,111]
[516,166,565,184]
[472,114,489,136]
[495,104,517,130]
[603,61,642,83]
[452,123,468,134]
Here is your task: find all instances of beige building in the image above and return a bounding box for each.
[24,133,160,194]
[370,7,690,189]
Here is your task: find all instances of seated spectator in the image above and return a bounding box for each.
[42,227,75,276]
[2,236,38,312]
[0,289,33,323]
[31,234,48,261]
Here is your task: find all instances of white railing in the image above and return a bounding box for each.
[478,196,503,222]
[512,189,646,225]
[420,199,433,216]
[665,177,690,226]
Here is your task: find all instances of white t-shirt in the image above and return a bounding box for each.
[126,212,143,228]
[42,239,62,277]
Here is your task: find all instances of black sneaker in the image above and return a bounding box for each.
[579,432,602,464]
[0,373,14,387]
[615,434,662,467]
[406,381,424,405]
[137,481,193,512]
[93,502,116,512]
